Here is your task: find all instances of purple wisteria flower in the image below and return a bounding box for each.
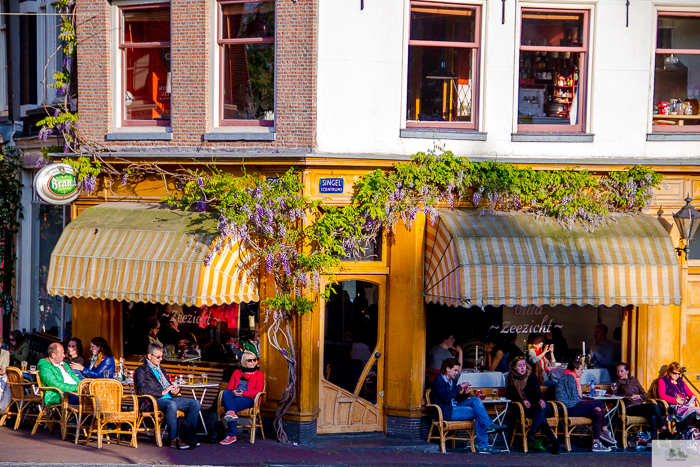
[195,199,207,213]
[121,172,129,186]
[82,175,96,194]
[197,177,204,189]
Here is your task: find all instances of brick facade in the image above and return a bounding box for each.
[76,0,317,150]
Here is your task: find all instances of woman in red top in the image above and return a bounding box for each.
[220,351,264,445]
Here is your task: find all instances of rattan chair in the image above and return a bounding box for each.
[134,393,165,447]
[425,389,476,453]
[31,372,65,436]
[552,400,596,451]
[1,367,42,430]
[86,379,139,449]
[509,400,559,452]
[616,401,653,448]
[650,379,675,433]
[217,385,267,443]
[64,378,97,444]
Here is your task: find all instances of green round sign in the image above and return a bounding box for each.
[35,163,81,205]
[47,172,78,196]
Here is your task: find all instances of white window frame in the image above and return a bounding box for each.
[38,0,63,106]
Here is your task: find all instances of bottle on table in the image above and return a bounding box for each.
[589,379,596,397]
[118,357,124,381]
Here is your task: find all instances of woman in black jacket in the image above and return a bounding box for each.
[506,356,560,454]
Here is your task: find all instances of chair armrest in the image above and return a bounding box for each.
[253,391,266,407]
[510,401,526,422]
[547,401,559,421]
[618,400,627,418]
[126,394,139,413]
[135,394,160,415]
[38,385,62,398]
[426,403,444,424]
[552,401,568,424]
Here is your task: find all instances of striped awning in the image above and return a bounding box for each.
[47,202,259,306]
[424,209,681,308]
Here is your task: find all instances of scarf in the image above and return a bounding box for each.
[146,359,170,389]
[241,367,258,375]
[564,369,582,397]
[534,347,549,374]
[506,361,531,402]
[662,375,688,400]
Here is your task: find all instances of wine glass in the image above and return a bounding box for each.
[611,382,618,394]
[492,388,499,400]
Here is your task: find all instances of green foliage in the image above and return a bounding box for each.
[0,146,24,315]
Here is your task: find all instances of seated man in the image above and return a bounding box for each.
[590,324,618,374]
[37,342,79,406]
[431,358,506,454]
[134,343,201,449]
[428,334,462,370]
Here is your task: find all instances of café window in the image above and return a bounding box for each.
[406,2,481,130]
[120,4,171,126]
[122,301,260,366]
[218,0,275,126]
[517,9,589,132]
[652,13,700,132]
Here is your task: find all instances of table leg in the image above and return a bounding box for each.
[487,402,510,452]
[603,400,619,434]
[190,387,209,436]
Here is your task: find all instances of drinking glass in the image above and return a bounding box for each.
[21,361,27,372]
[103,369,110,379]
[178,374,184,385]
[201,373,209,384]
[187,374,194,385]
[611,382,618,394]
[29,365,37,373]
[492,388,499,400]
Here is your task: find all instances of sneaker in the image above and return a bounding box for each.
[592,441,611,452]
[477,445,500,454]
[223,410,238,422]
[600,430,617,445]
[485,424,507,434]
[170,438,190,450]
[220,435,237,445]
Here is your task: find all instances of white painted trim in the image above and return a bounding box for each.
[210,0,218,132]
[511,1,597,134]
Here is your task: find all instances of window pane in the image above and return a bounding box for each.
[517,50,583,125]
[521,11,585,47]
[407,46,473,122]
[123,7,170,43]
[222,43,275,120]
[410,4,476,43]
[124,47,171,121]
[35,204,64,337]
[652,54,700,128]
[657,16,700,50]
[221,1,275,40]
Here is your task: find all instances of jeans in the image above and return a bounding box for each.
[566,400,604,439]
[221,389,255,437]
[626,403,665,439]
[451,397,493,449]
[525,403,557,442]
[157,396,201,440]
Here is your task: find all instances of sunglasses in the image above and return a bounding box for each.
[151,354,164,360]
[671,371,681,375]
[245,358,258,363]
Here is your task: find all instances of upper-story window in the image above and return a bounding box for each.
[120,4,171,126]
[652,13,700,132]
[406,1,481,130]
[517,9,589,132]
[39,0,63,106]
[0,1,7,117]
[218,0,275,126]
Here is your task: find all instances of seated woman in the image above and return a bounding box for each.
[657,361,700,438]
[527,333,556,385]
[506,356,559,454]
[8,330,31,367]
[555,361,616,452]
[220,351,265,445]
[69,337,115,379]
[614,362,670,440]
[65,338,84,366]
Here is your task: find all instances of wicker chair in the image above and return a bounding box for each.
[552,400,596,451]
[217,385,267,444]
[616,401,654,448]
[31,372,65,436]
[425,389,476,453]
[2,367,42,430]
[509,400,559,452]
[86,379,139,449]
[650,379,675,433]
[64,378,97,444]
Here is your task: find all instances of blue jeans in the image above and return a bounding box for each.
[156,396,201,440]
[451,397,493,449]
[221,389,254,437]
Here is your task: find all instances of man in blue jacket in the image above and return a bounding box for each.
[431,358,506,454]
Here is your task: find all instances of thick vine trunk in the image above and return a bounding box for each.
[267,315,297,444]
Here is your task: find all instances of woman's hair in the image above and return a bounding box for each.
[241,350,257,363]
[91,337,113,366]
[616,362,630,373]
[147,316,160,332]
[440,358,461,374]
[667,361,682,375]
[527,333,543,350]
[68,337,83,358]
[9,330,24,346]
[567,361,583,372]
[508,356,528,373]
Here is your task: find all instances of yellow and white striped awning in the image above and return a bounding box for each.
[425,209,681,308]
[47,202,258,307]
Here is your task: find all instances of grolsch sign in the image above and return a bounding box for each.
[35,163,80,205]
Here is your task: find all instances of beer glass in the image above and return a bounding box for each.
[21,361,27,372]
[201,373,208,384]
[188,374,194,385]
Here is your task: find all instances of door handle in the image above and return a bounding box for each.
[375,352,381,359]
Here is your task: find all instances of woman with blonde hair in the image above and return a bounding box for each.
[220,350,264,445]
[69,337,115,379]
[658,361,700,438]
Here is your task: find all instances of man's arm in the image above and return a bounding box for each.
[134,367,168,398]
[37,360,77,392]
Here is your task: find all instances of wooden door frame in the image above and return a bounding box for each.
[318,274,387,433]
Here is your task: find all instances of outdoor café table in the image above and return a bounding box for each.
[457,371,506,388]
[21,370,40,395]
[583,394,625,434]
[481,397,511,452]
[548,368,611,384]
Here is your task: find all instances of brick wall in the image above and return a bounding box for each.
[76,0,317,150]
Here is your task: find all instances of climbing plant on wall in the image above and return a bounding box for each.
[0,146,24,319]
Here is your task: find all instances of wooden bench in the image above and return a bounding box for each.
[124,361,227,411]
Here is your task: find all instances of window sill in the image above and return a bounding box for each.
[203,131,276,141]
[647,133,700,142]
[400,129,486,141]
[511,133,594,143]
[106,130,172,141]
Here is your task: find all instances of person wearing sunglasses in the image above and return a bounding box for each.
[658,361,700,438]
[220,350,264,445]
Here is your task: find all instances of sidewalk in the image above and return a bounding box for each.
[0,424,651,467]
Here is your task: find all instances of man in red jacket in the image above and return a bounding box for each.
[220,350,265,445]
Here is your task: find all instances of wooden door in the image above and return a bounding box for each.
[317,276,385,434]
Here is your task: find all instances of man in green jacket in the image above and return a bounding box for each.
[37,343,79,406]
